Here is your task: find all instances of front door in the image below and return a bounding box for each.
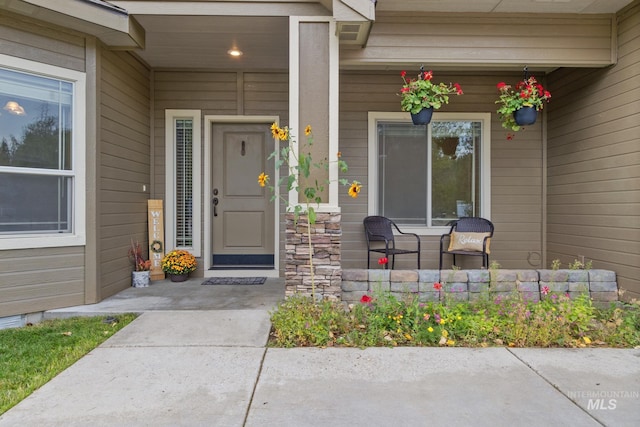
[211,123,274,268]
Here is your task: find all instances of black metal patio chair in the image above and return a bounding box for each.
[363,216,421,269]
[439,217,494,270]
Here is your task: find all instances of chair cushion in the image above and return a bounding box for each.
[448,231,491,254]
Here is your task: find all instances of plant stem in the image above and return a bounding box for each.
[307,213,315,300]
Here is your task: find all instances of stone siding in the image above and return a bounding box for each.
[285,212,342,299]
[341,269,618,303]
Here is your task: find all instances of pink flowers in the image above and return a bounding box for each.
[360,294,373,304]
[433,282,443,291]
[541,285,550,295]
[454,83,463,95]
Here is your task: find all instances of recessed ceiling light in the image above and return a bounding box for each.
[227,49,243,57]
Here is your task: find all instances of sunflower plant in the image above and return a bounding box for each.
[161,249,197,275]
[259,122,361,298]
[259,122,360,224]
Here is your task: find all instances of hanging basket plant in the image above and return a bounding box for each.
[399,68,463,125]
[438,137,459,158]
[410,107,434,125]
[495,70,551,132]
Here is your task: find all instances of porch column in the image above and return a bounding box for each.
[287,17,342,299]
[288,16,340,209]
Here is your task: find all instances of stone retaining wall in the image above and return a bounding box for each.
[341,269,618,303]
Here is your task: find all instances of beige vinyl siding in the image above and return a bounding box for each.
[0,10,85,72]
[341,13,615,69]
[0,19,87,317]
[0,247,85,317]
[99,49,151,298]
[152,71,288,273]
[339,71,545,270]
[547,1,640,300]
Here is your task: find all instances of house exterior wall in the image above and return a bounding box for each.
[0,11,86,72]
[98,48,151,299]
[546,1,640,300]
[152,71,288,273]
[339,71,545,271]
[341,13,616,69]
[0,13,87,317]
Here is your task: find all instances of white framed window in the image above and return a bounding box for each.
[165,110,201,256]
[0,54,86,250]
[368,112,491,235]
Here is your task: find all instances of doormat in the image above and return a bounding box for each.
[202,277,267,286]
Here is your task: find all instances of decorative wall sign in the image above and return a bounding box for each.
[148,200,165,281]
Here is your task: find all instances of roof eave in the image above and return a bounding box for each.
[0,0,144,49]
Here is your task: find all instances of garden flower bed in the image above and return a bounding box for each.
[269,290,640,349]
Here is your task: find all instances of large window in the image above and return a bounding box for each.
[165,110,201,256]
[368,112,490,234]
[0,55,85,249]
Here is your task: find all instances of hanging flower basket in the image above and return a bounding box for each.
[410,107,434,125]
[438,137,459,157]
[399,69,463,126]
[513,106,538,126]
[495,72,551,133]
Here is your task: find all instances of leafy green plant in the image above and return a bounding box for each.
[496,76,551,131]
[399,69,463,114]
[0,314,137,414]
[569,258,592,270]
[259,123,361,297]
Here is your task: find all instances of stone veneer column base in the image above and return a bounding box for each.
[285,212,342,300]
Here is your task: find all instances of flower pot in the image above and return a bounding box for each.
[132,270,150,288]
[513,106,537,126]
[169,273,189,282]
[410,107,434,125]
[438,137,459,157]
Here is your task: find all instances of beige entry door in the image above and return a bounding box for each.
[211,123,274,268]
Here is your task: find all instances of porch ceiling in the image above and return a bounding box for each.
[121,0,634,71]
[131,15,290,71]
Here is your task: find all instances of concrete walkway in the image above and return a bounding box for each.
[1,279,639,426]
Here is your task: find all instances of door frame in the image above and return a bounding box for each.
[203,115,280,277]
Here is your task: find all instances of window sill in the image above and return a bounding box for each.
[0,234,86,250]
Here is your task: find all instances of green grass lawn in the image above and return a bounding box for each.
[0,314,137,415]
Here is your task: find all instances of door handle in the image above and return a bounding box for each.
[213,197,218,217]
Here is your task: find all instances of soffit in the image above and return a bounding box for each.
[375,0,635,14]
[0,0,144,48]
